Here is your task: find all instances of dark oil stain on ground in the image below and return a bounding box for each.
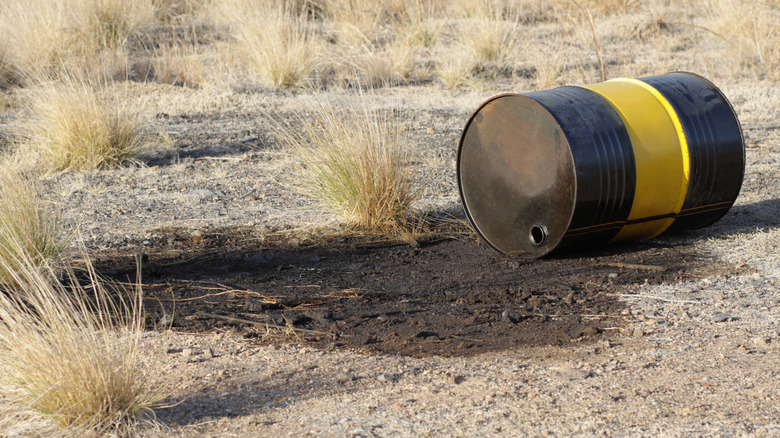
[94,227,744,357]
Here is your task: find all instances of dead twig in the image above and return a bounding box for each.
[605,262,666,271]
[195,311,333,335]
[611,293,699,304]
[743,124,780,131]
[450,335,484,343]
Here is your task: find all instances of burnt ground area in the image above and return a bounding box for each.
[92,227,746,357]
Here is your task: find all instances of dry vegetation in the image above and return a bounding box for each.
[273,96,420,234]
[0,167,157,435]
[0,0,777,435]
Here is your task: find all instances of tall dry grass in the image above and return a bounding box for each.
[707,0,780,81]
[0,164,157,434]
[0,247,156,434]
[0,0,158,85]
[0,168,70,284]
[146,36,207,88]
[273,96,420,233]
[15,77,149,173]
[330,27,421,88]
[214,0,323,88]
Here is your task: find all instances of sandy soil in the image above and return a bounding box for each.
[1,7,780,436]
[35,82,777,438]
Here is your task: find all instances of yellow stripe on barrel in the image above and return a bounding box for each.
[580,78,690,241]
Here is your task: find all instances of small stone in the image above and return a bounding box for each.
[189,189,219,200]
[582,326,601,336]
[267,314,285,325]
[426,127,436,134]
[607,272,618,279]
[711,313,734,323]
[181,348,193,359]
[553,367,592,381]
[246,254,269,263]
[753,337,769,347]
[204,348,215,359]
[633,327,645,338]
[240,136,258,143]
[392,401,405,410]
[158,314,173,328]
[336,372,355,384]
[288,238,300,248]
[453,375,466,384]
[501,309,527,323]
[377,372,401,383]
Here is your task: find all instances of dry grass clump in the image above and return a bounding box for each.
[0,163,156,434]
[15,77,149,172]
[143,37,207,88]
[459,15,519,64]
[72,0,156,52]
[215,0,323,88]
[152,0,205,24]
[329,27,421,88]
[0,167,70,284]
[0,0,158,84]
[529,39,569,88]
[0,247,156,434]
[274,96,420,234]
[707,0,780,81]
[0,40,16,89]
[436,52,473,89]
[398,1,445,48]
[323,0,386,38]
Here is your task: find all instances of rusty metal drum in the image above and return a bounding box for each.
[457,72,745,258]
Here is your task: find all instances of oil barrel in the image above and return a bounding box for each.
[457,72,745,258]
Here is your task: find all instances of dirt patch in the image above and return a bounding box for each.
[93,227,746,357]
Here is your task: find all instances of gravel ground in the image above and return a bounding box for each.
[2,78,779,436]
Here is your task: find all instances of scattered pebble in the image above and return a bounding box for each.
[501,309,527,324]
[633,327,645,338]
[581,326,601,336]
[336,372,355,384]
[753,337,769,347]
[377,372,401,383]
[711,313,735,323]
[246,254,269,263]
